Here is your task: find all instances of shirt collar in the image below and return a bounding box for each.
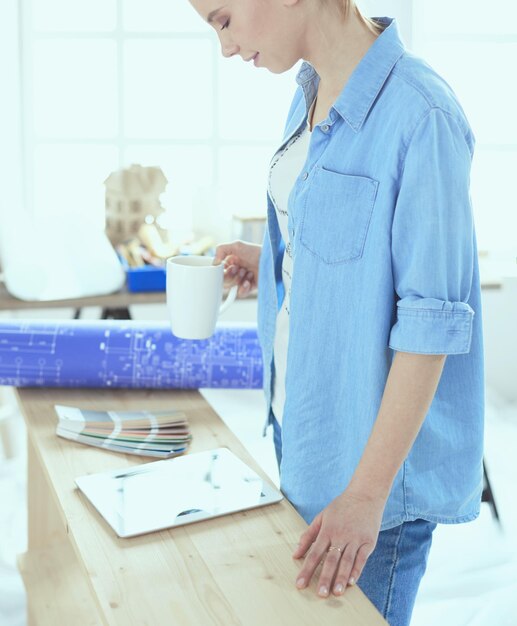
[295,17,405,132]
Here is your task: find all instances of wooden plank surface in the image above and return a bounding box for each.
[0,283,165,311]
[20,433,103,626]
[18,543,103,626]
[17,387,387,626]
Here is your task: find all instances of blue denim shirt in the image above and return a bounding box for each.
[257,17,484,530]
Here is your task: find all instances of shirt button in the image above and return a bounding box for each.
[302,172,308,180]
[321,124,330,132]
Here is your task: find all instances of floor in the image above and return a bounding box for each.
[1,386,516,626]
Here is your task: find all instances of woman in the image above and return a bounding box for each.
[188,1,484,624]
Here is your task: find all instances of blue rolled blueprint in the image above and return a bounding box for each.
[0,321,263,389]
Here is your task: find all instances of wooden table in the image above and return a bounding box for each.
[0,282,165,319]
[15,387,386,626]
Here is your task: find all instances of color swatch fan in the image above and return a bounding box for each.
[55,405,191,458]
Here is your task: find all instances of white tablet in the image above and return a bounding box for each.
[75,447,283,538]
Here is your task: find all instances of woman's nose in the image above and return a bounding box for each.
[221,42,239,58]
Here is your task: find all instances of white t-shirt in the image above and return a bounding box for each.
[268,110,313,425]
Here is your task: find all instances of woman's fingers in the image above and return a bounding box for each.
[213,241,260,290]
[224,263,248,278]
[296,541,370,597]
[292,514,323,560]
[295,539,329,589]
[224,265,257,297]
[239,272,255,296]
[213,250,236,269]
[291,491,382,598]
[332,543,371,595]
[214,242,242,265]
[315,544,348,597]
[223,264,239,286]
[237,279,250,298]
[293,540,371,596]
[213,247,230,265]
[323,544,356,596]
[348,543,371,587]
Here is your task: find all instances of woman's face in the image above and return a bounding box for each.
[188,0,304,73]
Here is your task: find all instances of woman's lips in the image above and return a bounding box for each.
[253,52,260,66]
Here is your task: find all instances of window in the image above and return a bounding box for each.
[0,0,23,218]
[21,0,298,241]
[16,1,513,251]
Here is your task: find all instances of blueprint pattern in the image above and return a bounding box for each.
[0,321,263,389]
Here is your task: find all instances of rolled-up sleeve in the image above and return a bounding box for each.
[389,107,476,355]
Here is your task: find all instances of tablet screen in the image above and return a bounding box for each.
[75,447,283,537]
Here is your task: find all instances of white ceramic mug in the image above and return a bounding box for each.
[166,255,238,340]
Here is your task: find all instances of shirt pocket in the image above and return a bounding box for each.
[299,166,379,264]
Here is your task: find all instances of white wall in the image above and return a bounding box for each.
[0,0,23,224]
[359,0,413,47]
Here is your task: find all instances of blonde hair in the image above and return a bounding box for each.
[325,0,385,35]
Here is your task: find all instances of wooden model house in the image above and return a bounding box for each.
[104,164,168,245]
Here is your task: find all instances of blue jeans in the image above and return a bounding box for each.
[272,414,436,626]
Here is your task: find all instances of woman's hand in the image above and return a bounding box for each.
[292,488,386,597]
[213,240,262,298]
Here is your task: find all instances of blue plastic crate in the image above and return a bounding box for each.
[119,256,166,292]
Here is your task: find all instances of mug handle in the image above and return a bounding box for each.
[219,284,238,315]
